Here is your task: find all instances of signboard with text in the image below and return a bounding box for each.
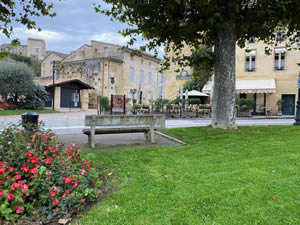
[111,95,126,114]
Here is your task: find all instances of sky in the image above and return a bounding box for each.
[0,0,164,57]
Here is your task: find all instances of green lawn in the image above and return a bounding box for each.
[0,109,59,115]
[80,126,300,225]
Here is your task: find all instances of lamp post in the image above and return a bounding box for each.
[294,63,300,126]
[51,61,56,111]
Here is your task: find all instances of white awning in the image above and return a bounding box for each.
[274,48,286,54]
[245,50,256,56]
[188,90,208,97]
[202,79,276,94]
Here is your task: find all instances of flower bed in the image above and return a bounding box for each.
[0,122,102,224]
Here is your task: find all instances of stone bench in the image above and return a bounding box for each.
[83,114,165,148]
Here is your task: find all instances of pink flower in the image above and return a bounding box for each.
[21,184,29,192]
[29,168,38,176]
[6,193,14,200]
[62,193,67,199]
[8,166,14,172]
[0,167,5,174]
[11,182,22,190]
[0,191,4,196]
[72,181,78,188]
[52,148,59,153]
[52,198,59,205]
[15,175,21,180]
[21,163,29,172]
[81,169,86,175]
[66,165,71,169]
[16,206,22,214]
[44,157,53,164]
[50,188,56,197]
[63,177,71,183]
[0,162,5,166]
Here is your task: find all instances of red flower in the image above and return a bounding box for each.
[44,157,53,164]
[21,184,29,192]
[15,175,21,180]
[8,166,14,172]
[0,192,4,196]
[84,161,90,166]
[42,134,49,140]
[80,199,84,203]
[7,193,14,200]
[16,206,22,214]
[21,163,29,172]
[52,198,59,205]
[0,162,5,166]
[0,167,5,174]
[11,182,22,191]
[29,168,38,176]
[50,188,56,197]
[52,148,59,153]
[44,150,49,155]
[25,153,32,157]
[63,177,71,183]
[62,193,67,199]
[72,181,78,188]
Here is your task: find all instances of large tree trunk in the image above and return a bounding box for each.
[211,26,237,129]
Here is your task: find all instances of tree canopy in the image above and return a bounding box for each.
[96,0,300,129]
[0,62,35,105]
[0,0,56,38]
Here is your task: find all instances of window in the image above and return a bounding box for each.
[36,48,39,53]
[36,42,39,46]
[130,67,134,82]
[104,47,108,57]
[274,52,285,70]
[140,70,144,84]
[276,32,286,42]
[247,37,255,44]
[240,93,246,99]
[148,72,152,85]
[245,50,256,72]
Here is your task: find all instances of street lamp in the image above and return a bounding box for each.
[294,63,300,126]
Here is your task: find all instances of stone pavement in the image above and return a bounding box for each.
[56,132,181,151]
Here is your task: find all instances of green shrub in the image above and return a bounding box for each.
[0,123,102,223]
[237,98,255,112]
[100,96,110,111]
[188,98,201,105]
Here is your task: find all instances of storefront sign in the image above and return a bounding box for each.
[176,70,192,80]
[111,95,126,114]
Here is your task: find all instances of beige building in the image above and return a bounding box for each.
[38,41,162,111]
[0,38,46,60]
[165,40,300,116]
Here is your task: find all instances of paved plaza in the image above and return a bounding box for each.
[0,110,295,135]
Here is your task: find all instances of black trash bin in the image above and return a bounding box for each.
[21,112,39,129]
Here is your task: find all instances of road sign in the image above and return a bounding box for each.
[298,78,300,88]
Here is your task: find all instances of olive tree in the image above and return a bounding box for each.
[0,62,35,105]
[95,0,300,129]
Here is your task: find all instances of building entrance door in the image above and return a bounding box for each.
[281,95,295,115]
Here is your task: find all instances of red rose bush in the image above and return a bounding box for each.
[0,122,102,223]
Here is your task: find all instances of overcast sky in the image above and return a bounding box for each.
[0,0,164,57]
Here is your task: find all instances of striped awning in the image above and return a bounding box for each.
[202,79,276,94]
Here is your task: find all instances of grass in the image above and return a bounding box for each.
[0,109,59,116]
[79,126,300,225]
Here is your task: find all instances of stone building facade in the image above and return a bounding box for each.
[0,38,46,60]
[164,40,300,116]
[38,41,162,111]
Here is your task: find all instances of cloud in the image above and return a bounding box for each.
[92,32,131,46]
[13,27,67,41]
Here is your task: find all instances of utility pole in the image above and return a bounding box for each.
[52,61,56,111]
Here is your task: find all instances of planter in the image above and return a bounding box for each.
[237,111,252,117]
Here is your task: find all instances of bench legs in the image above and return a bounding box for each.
[145,128,155,143]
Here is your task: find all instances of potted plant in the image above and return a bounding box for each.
[237,98,255,117]
[277,99,283,116]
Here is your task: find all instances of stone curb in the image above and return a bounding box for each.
[154,131,185,145]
